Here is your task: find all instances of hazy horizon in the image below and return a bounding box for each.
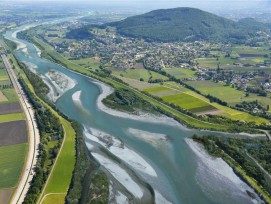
[2,0,267,11]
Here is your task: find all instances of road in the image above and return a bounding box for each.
[1,54,40,204]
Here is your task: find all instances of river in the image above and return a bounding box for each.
[4,21,262,204]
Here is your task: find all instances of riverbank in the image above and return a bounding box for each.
[189,135,271,203]
[94,80,187,128]
[185,138,262,204]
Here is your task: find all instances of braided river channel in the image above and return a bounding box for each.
[5,21,263,204]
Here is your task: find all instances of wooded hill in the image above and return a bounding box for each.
[107,7,270,43]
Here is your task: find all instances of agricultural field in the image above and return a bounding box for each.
[196,46,271,70]
[113,68,168,81]
[70,57,101,71]
[186,80,271,107]
[0,143,27,188]
[1,89,19,103]
[165,82,268,124]
[163,67,196,79]
[144,86,218,114]
[0,53,28,204]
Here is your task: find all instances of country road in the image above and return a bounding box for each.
[1,53,40,204]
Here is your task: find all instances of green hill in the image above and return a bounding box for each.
[108,7,269,43]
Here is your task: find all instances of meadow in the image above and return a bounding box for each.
[166,82,268,124]
[186,80,271,107]
[0,143,27,188]
[144,86,217,113]
[162,67,196,79]
[113,68,168,81]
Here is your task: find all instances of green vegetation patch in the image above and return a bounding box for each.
[163,67,196,79]
[1,89,18,102]
[0,113,24,123]
[0,143,27,188]
[103,88,158,114]
[41,194,66,204]
[114,68,168,82]
[162,93,216,113]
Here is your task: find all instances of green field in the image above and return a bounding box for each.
[113,68,168,81]
[41,119,75,195]
[163,67,196,79]
[70,57,100,71]
[166,81,268,124]
[41,193,66,204]
[0,143,27,188]
[232,46,270,55]
[0,69,8,77]
[162,94,216,113]
[144,86,217,113]
[2,89,19,102]
[186,80,271,107]
[0,113,24,123]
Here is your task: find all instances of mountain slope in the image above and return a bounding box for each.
[108,7,269,43]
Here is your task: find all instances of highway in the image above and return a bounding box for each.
[1,53,40,204]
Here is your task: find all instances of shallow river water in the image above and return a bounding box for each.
[4,22,262,204]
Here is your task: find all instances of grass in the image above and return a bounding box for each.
[113,68,168,81]
[187,80,271,106]
[41,119,75,195]
[166,82,268,124]
[163,67,196,79]
[41,194,66,204]
[0,143,27,188]
[144,86,217,113]
[232,46,270,55]
[1,89,19,102]
[0,69,8,77]
[70,57,100,71]
[0,113,25,123]
[162,94,216,113]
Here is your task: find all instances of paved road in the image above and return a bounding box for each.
[1,54,40,204]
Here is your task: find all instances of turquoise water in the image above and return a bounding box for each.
[4,24,260,204]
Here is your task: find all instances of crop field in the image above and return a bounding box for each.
[118,77,159,90]
[163,67,196,79]
[41,193,66,204]
[0,113,24,123]
[0,120,28,147]
[162,94,216,113]
[0,189,13,204]
[70,57,101,71]
[166,82,268,124]
[0,102,21,115]
[0,91,8,102]
[0,143,27,188]
[232,46,270,55]
[144,86,217,113]
[1,89,19,103]
[0,69,8,77]
[186,80,271,107]
[113,68,168,81]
